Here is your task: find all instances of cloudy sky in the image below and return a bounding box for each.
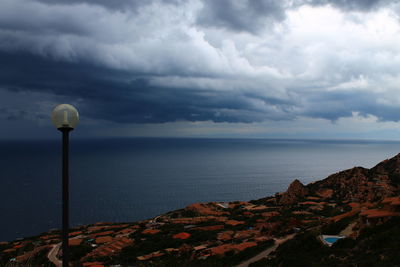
[2,0,400,139]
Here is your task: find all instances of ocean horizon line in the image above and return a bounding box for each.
[2,136,400,144]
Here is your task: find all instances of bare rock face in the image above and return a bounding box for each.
[308,154,400,203]
[370,153,400,175]
[279,179,308,205]
[274,154,400,206]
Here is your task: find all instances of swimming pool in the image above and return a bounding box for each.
[320,235,345,246]
[324,237,341,244]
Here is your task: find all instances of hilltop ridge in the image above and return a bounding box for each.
[307,153,400,203]
[2,154,400,266]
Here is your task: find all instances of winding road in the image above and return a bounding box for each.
[47,243,62,267]
[237,233,296,267]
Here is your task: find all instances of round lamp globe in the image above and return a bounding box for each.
[51,104,79,129]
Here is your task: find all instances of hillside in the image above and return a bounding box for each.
[2,154,400,266]
[259,217,400,267]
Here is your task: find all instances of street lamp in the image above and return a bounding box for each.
[51,104,79,267]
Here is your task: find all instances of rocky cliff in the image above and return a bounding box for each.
[305,154,400,203]
[278,179,308,205]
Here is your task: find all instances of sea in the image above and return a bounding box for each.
[1,138,400,241]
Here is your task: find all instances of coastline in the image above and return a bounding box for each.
[2,138,400,242]
[3,153,400,265]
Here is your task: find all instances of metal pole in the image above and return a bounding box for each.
[61,128,72,267]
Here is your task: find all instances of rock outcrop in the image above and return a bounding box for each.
[279,179,308,205]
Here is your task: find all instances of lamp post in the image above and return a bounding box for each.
[51,104,79,267]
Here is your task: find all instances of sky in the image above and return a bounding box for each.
[2,0,400,139]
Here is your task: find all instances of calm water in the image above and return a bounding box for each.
[324,237,342,244]
[1,138,400,241]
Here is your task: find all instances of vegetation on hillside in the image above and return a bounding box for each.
[266,217,400,267]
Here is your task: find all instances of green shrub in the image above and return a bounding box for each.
[332,237,356,249]
[321,216,356,235]
[70,244,92,261]
[248,257,268,267]
[389,173,400,186]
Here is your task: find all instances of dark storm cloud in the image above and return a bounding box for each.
[197,0,286,32]
[35,0,183,11]
[300,90,400,122]
[308,0,397,11]
[35,0,144,9]
[0,51,294,124]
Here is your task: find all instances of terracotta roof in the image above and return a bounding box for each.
[193,245,207,251]
[234,230,258,239]
[391,199,400,205]
[88,226,104,232]
[172,232,191,240]
[82,237,133,260]
[171,216,224,224]
[209,244,233,255]
[382,196,400,206]
[89,230,115,238]
[95,236,113,244]
[83,262,104,267]
[308,206,323,211]
[165,248,180,252]
[243,205,268,211]
[348,202,361,209]
[298,201,321,205]
[69,231,83,237]
[217,231,234,241]
[225,220,245,226]
[292,211,313,215]
[234,242,257,251]
[306,196,321,200]
[301,220,315,224]
[360,209,400,218]
[118,228,135,235]
[361,202,374,208]
[210,242,257,255]
[142,229,161,235]
[137,251,164,261]
[194,225,224,231]
[89,223,129,230]
[69,238,83,246]
[40,235,58,240]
